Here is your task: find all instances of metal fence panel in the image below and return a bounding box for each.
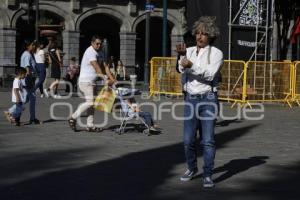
[150,57,182,96]
[246,61,292,103]
[294,61,300,106]
[219,60,246,104]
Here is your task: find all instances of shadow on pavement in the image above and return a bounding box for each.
[41,119,66,124]
[167,161,300,200]
[213,156,269,183]
[244,161,300,200]
[1,124,282,200]
[216,118,242,127]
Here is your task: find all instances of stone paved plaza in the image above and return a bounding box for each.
[0,90,300,200]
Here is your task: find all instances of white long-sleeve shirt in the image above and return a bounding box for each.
[178,45,223,95]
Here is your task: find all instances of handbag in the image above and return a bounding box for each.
[25,75,35,89]
[94,86,116,113]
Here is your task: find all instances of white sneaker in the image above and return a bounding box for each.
[203,177,215,188]
[150,127,160,132]
[40,94,44,98]
[54,94,61,99]
[180,169,198,181]
[43,89,49,98]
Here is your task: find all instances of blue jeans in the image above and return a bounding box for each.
[10,102,23,121]
[26,87,36,121]
[35,63,46,94]
[139,111,153,127]
[183,92,217,177]
[9,89,36,121]
[10,76,36,121]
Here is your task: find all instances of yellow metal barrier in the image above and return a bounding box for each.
[150,57,183,96]
[294,61,300,106]
[149,58,297,108]
[218,60,246,106]
[245,61,293,107]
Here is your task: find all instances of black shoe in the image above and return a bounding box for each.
[68,118,77,131]
[29,118,42,125]
[86,127,103,132]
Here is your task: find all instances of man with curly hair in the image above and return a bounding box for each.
[176,16,223,188]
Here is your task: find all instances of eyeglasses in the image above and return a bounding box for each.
[95,42,102,45]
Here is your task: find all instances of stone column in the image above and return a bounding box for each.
[170,34,183,57]
[0,28,16,83]
[7,0,16,7]
[62,30,80,76]
[120,32,136,67]
[71,0,80,12]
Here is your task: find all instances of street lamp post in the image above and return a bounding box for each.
[35,0,39,42]
[26,0,31,25]
[162,0,167,56]
[144,0,151,90]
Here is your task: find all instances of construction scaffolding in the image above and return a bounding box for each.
[227,0,274,102]
[228,0,274,62]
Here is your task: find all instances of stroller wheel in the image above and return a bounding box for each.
[137,124,146,132]
[115,128,124,135]
[143,129,150,136]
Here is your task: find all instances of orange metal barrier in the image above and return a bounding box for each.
[150,57,182,96]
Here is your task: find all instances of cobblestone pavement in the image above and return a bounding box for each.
[0,90,300,200]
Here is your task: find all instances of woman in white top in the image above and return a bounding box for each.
[116,59,126,81]
[34,42,46,97]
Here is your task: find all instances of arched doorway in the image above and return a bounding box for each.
[15,10,64,65]
[79,14,120,62]
[135,17,172,81]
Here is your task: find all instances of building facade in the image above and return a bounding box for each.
[0,0,186,81]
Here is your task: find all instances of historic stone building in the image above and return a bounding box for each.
[0,0,186,82]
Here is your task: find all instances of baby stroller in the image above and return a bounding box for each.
[114,87,151,136]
